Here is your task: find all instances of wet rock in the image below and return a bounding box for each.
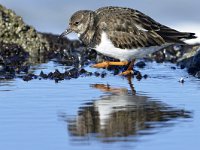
[136,72,142,81]
[65,68,79,79]
[52,69,63,79]
[178,46,200,76]
[23,73,37,81]
[0,4,50,56]
[39,71,48,79]
[150,44,199,63]
[135,61,146,68]
[151,50,166,63]
[143,74,148,79]
[101,72,107,78]
[0,42,29,79]
[187,67,197,75]
[79,68,87,74]
[113,68,120,75]
[171,66,176,70]
[94,71,100,77]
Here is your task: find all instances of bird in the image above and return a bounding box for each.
[59,6,196,75]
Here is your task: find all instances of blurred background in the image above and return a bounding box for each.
[0,0,199,43]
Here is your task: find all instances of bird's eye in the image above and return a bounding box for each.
[74,21,79,25]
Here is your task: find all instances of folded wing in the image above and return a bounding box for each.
[95,6,196,49]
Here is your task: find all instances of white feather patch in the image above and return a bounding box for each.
[95,32,167,61]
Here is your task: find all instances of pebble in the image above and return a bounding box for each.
[179,77,185,83]
[135,61,146,68]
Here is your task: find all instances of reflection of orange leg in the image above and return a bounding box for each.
[127,76,136,95]
[92,61,129,68]
[90,84,127,94]
[119,59,135,76]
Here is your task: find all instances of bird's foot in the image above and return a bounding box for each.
[119,70,134,76]
[92,62,110,68]
[92,61,129,68]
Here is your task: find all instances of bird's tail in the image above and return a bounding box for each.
[156,26,197,43]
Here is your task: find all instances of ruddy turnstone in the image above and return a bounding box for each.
[60,6,196,75]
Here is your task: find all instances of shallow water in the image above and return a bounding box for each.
[0,61,200,150]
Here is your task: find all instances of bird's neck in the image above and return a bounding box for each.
[79,29,95,47]
[79,11,98,47]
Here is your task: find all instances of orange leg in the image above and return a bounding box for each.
[92,61,129,68]
[119,59,135,76]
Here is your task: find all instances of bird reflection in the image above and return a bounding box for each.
[61,83,191,142]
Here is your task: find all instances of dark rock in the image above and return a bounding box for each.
[135,61,146,68]
[187,67,198,75]
[47,72,53,79]
[195,71,200,78]
[40,71,48,79]
[94,71,100,77]
[180,65,185,69]
[85,72,93,76]
[136,72,142,81]
[53,69,61,77]
[151,50,165,63]
[113,68,120,75]
[143,74,148,79]
[23,74,37,81]
[65,68,79,78]
[0,43,29,79]
[101,72,107,78]
[0,4,50,56]
[79,68,87,74]
[177,46,200,76]
[133,70,140,76]
[171,66,176,70]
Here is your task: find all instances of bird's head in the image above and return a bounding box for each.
[59,10,95,38]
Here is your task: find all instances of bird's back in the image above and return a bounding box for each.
[94,6,196,49]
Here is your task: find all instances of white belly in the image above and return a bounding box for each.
[95,32,167,61]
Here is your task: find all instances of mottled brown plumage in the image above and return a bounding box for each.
[60,6,196,75]
[60,6,196,50]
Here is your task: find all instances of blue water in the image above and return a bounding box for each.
[0,62,200,150]
[0,1,200,149]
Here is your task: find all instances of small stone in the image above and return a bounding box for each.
[66,68,79,78]
[101,72,106,78]
[79,68,87,74]
[86,72,93,76]
[40,71,48,79]
[179,77,185,83]
[133,70,140,76]
[171,66,176,70]
[94,71,100,77]
[136,72,142,80]
[180,65,185,69]
[113,68,120,75]
[135,61,146,68]
[143,74,148,79]
[23,75,32,81]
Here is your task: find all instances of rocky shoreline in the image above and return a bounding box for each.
[0,4,200,81]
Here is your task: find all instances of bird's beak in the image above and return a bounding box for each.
[59,28,72,39]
